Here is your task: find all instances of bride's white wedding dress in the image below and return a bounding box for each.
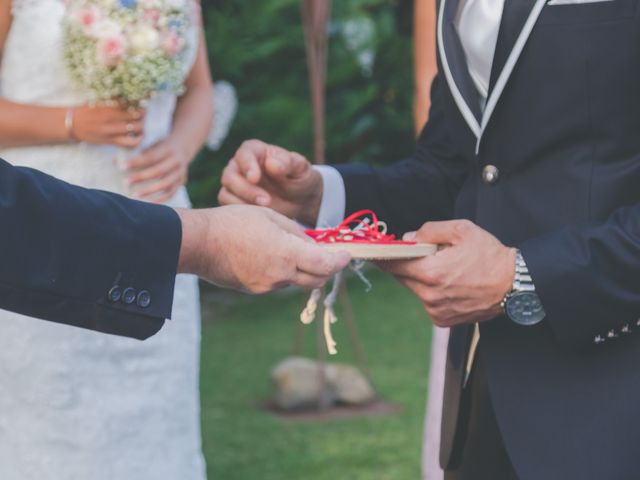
[0,1,206,479]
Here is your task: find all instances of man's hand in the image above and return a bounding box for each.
[176,205,350,293]
[381,220,516,327]
[218,140,323,225]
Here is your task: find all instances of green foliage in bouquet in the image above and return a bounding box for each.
[190,0,415,207]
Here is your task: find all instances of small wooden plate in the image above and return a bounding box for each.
[320,242,437,260]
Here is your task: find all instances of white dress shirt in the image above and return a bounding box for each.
[315,0,504,228]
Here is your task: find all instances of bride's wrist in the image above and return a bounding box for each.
[166,134,197,166]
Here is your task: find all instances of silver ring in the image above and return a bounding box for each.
[126,122,134,135]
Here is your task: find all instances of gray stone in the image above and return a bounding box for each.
[332,363,376,405]
[270,357,375,410]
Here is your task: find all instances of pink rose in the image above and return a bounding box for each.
[76,6,101,36]
[143,9,161,27]
[162,31,184,57]
[97,35,126,67]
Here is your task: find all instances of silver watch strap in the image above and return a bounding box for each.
[513,250,535,291]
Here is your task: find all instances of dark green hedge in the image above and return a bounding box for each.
[189,0,414,207]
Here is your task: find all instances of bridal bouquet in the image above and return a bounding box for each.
[62,0,197,105]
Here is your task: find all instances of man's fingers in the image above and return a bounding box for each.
[217,187,246,205]
[264,149,309,179]
[263,209,306,235]
[294,240,351,277]
[221,163,271,206]
[234,140,268,184]
[292,271,330,290]
[379,257,441,286]
[415,219,474,245]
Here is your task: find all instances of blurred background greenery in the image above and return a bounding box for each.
[191,0,415,207]
[196,2,431,479]
[200,271,431,480]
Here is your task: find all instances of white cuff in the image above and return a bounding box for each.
[313,165,346,229]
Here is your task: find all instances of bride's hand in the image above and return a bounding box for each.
[126,137,190,203]
[72,104,146,148]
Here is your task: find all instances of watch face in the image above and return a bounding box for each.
[506,291,546,326]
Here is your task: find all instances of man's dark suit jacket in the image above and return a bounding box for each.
[0,158,181,340]
[337,1,640,478]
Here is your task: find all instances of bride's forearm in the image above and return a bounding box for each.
[170,84,213,161]
[0,98,71,148]
[168,28,214,162]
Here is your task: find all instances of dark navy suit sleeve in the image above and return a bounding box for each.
[0,158,182,340]
[520,205,640,348]
[335,75,471,235]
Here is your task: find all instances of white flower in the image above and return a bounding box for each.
[91,19,123,39]
[129,25,161,54]
[165,0,187,8]
[97,0,118,8]
[139,0,161,7]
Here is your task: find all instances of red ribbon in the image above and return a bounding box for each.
[305,209,416,245]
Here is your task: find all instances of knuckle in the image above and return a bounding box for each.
[432,317,446,328]
[424,269,444,285]
[455,219,473,234]
[241,139,260,151]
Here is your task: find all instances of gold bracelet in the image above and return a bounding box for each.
[65,107,76,142]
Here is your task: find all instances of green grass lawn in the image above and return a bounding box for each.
[200,269,433,480]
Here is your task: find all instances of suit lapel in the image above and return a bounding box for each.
[437,0,482,137]
[488,1,534,94]
[438,0,548,148]
[477,0,547,152]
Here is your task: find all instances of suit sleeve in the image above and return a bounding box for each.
[0,158,182,340]
[520,205,640,349]
[335,74,470,235]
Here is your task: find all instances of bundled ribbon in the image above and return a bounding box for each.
[301,210,414,354]
[305,209,416,245]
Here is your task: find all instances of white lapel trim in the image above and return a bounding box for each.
[437,0,481,138]
[475,0,547,154]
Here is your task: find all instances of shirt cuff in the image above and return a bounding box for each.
[314,165,346,229]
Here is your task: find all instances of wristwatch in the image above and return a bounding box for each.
[500,249,546,326]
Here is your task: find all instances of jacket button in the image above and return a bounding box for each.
[122,288,137,305]
[137,290,151,308]
[482,165,499,184]
[108,286,122,303]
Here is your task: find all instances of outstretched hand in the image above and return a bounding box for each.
[176,205,351,293]
[218,140,324,225]
[380,220,516,327]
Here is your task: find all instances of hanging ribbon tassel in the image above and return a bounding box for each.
[321,270,343,355]
[300,263,375,355]
[300,288,322,325]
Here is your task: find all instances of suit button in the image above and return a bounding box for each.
[108,286,122,303]
[482,165,499,184]
[137,290,151,308]
[122,288,137,305]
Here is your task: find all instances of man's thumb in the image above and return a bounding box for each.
[415,220,467,245]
